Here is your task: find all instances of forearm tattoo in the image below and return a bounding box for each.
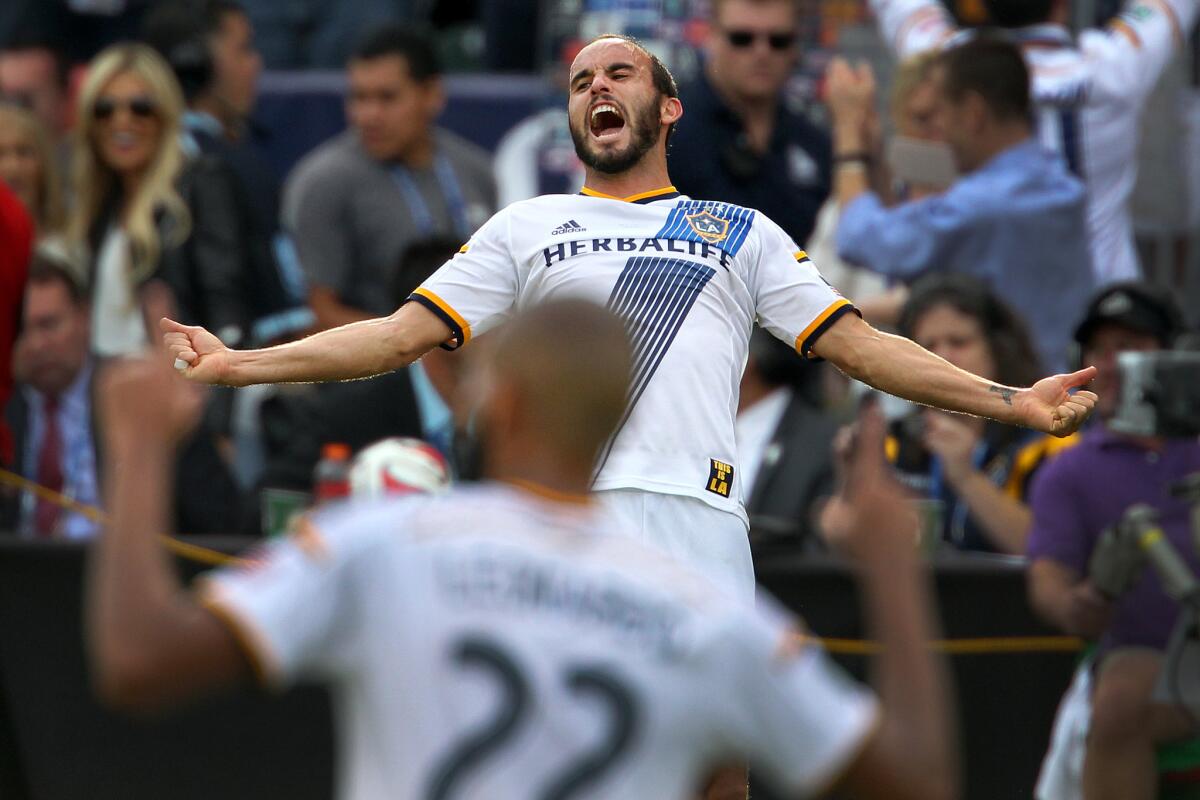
[989,385,1015,406]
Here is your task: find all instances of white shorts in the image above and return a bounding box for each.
[596,488,755,603]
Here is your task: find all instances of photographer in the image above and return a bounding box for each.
[1026,283,1200,800]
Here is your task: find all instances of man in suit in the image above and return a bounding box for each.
[736,328,838,550]
[2,252,240,537]
[4,254,98,538]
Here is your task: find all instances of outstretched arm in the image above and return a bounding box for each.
[811,313,1097,437]
[162,300,452,387]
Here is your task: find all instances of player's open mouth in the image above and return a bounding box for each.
[589,103,626,142]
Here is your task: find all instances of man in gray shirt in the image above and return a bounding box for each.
[283,25,496,328]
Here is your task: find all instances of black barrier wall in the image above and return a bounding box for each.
[0,539,1075,800]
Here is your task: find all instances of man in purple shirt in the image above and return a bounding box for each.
[1027,282,1199,800]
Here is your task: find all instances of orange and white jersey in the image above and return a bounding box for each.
[870,0,1198,285]
[408,188,853,521]
[197,484,879,800]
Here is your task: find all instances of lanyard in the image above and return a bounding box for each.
[928,442,990,546]
[390,153,470,238]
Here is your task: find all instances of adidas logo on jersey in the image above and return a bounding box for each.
[551,219,587,235]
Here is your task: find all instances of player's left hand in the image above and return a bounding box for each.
[1013,367,1099,437]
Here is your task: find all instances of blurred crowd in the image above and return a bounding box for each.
[0,0,1199,795]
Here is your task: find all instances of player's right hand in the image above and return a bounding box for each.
[160,317,233,385]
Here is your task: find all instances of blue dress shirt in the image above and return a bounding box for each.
[19,361,100,540]
[837,138,1094,371]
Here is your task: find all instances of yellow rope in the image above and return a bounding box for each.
[802,634,1085,655]
[0,466,239,567]
[1,467,1087,654]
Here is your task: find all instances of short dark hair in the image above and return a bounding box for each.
[0,35,71,91]
[143,0,246,44]
[586,33,678,100]
[141,0,247,100]
[710,0,802,22]
[350,24,440,81]
[584,33,679,139]
[982,0,1054,27]
[934,36,1031,122]
[27,254,85,306]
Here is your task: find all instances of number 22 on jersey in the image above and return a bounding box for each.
[426,635,639,800]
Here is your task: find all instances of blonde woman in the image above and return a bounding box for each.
[68,43,249,357]
[0,103,65,233]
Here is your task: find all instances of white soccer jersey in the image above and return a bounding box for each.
[870,0,1199,285]
[197,484,879,800]
[408,187,854,521]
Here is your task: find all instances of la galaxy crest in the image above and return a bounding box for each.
[685,210,729,243]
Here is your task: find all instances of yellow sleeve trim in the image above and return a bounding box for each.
[196,588,280,689]
[457,243,469,254]
[794,299,852,355]
[1108,18,1142,47]
[794,250,810,261]
[289,515,331,562]
[580,185,678,202]
[411,287,473,347]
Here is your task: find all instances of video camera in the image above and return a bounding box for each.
[1087,349,1200,718]
[1108,350,1200,439]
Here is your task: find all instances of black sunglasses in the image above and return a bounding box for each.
[93,96,158,121]
[725,30,797,50]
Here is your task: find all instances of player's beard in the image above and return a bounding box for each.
[571,94,661,175]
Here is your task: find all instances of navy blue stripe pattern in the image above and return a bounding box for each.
[653,201,756,256]
[593,256,717,474]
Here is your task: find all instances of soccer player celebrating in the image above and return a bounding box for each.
[91,300,958,800]
[162,34,1096,601]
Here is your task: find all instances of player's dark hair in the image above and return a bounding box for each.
[351,23,440,81]
[935,36,1031,122]
[982,0,1054,27]
[0,34,72,91]
[585,33,679,140]
[899,273,1043,389]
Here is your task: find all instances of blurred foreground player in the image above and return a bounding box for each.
[163,34,1097,603]
[89,300,958,800]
